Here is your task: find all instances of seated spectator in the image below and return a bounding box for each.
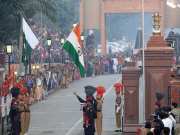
[161,111,173,135]
[163,127,170,135]
[171,103,180,135]
[162,106,176,135]
[171,102,179,122]
[140,121,152,135]
[146,131,153,135]
[151,114,164,134]
[153,128,162,135]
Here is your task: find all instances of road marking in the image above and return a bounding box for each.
[65,78,121,135]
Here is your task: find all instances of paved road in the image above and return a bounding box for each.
[28,74,121,135]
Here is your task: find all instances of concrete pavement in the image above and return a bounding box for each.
[28,74,121,135]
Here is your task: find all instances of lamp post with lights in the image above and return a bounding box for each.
[32,65,40,74]
[6,45,13,75]
[81,34,85,53]
[47,38,52,70]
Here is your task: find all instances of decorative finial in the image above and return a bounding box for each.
[152,12,161,35]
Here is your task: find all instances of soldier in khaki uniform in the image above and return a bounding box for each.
[95,86,105,135]
[16,84,30,135]
[113,82,123,132]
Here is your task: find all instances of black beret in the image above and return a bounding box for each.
[155,92,164,101]
[84,86,96,96]
[11,87,20,97]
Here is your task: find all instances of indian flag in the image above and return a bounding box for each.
[22,18,39,65]
[63,24,85,77]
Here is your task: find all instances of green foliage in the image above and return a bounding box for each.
[55,0,79,34]
[0,0,79,46]
[0,0,56,45]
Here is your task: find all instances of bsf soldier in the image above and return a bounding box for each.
[95,86,105,135]
[113,82,123,132]
[9,87,21,135]
[19,87,30,135]
[74,86,97,135]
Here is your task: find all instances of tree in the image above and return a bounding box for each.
[56,0,79,34]
[0,0,56,45]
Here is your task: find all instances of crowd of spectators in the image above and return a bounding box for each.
[85,54,124,77]
[138,101,180,135]
[24,63,81,103]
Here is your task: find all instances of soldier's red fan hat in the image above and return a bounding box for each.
[20,87,28,95]
[14,82,23,90]
[96,86,105,97]
[113,82,123,93]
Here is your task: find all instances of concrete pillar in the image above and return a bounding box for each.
[145,35,174,119]
[122,62,141,124]
[100,0,107,55]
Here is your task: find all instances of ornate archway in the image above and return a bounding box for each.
[80,0,165,55]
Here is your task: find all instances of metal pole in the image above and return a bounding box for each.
[29,55,31,75]
[8,55,10,75]
[141,0,145,123]
[62,49,64,64]
[49,47,50,70]
[121,86,125,133]
[0,89,3,135]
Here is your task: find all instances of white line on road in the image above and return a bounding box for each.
[65,78,121,135]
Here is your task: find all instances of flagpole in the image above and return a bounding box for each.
[29,55,31,75]
[18,14,25,76]
[121,86,125,133]
[141,0,145,123]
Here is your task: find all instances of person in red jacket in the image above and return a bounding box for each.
[74,86,97,135]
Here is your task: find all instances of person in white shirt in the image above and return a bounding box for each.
[162,106,176,135]
[162,112,173,135]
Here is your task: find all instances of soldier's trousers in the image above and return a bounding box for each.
[115,112,121,128]
[96,112,102,135]
[84,128,95,135]
[12,122,21,135]
[84,130,94,135]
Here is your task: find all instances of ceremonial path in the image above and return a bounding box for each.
[29,74,121,135]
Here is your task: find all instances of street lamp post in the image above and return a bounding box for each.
[81,35,85,53]
[140,0,145,124]
[32,65,36,74]
[81,34,85,53]
[81,35,84,42]
[32,64,40,74]
[47,38,52,70]
[6,45,13,75]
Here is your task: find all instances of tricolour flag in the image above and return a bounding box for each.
[22,18,39,66]
[63,24,85,77]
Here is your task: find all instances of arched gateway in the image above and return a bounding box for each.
[80,0,165,55]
